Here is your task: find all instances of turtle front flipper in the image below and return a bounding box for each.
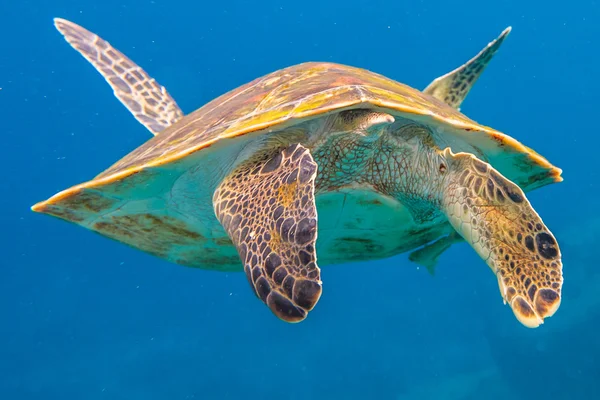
[441,148,563,328]
[213,144,322,322]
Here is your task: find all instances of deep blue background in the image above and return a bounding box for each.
[2,0,599,399]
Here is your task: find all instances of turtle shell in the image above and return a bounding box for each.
[98,62,560,181]
[32,62,562,268]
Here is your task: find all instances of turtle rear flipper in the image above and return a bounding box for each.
[424,27,511,109]
[441,148,563,328]
[213,144,322,322]
[409,232,464,275]
[54,18,184,135]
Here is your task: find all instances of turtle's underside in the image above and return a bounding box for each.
[32,18,563,328]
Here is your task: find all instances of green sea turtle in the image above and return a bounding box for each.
[32,18,563,328]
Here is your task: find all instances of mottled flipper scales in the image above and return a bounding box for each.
[213,144,322,322]
[54,18,184,135]
[442,148,563,328]
[424,27,511,109]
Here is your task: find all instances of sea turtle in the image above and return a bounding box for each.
[32,18,564,328]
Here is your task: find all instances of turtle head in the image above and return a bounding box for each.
[437,147,563,328]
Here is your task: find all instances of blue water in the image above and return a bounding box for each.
[2,0,599,398]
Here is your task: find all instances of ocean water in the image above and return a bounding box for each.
[2,0,599,399]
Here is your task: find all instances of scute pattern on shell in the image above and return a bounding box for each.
[96,62,498,178]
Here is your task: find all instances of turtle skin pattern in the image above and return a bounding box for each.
[213,144,322,322]
[53,18,184,135]
[424,27,511,109]
[443,150,562,327]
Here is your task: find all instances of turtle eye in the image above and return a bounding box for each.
[439,163,447,174]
